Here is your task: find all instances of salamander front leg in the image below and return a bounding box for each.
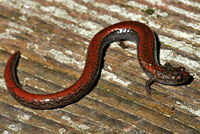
[145,78,155,95]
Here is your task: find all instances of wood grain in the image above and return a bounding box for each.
[0,0,199,133]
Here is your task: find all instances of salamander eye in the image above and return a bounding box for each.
[178,66,185,71]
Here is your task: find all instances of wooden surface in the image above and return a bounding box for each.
[0,0,200,134]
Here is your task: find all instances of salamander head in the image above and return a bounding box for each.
[155,63,190,85]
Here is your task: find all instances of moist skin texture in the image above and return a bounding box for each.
[4,21,190,109]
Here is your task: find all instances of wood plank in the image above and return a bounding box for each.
[0,0,199,133]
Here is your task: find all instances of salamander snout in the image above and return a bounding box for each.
[155,62,190,85]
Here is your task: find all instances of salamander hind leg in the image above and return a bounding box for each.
[117,41,129,49]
